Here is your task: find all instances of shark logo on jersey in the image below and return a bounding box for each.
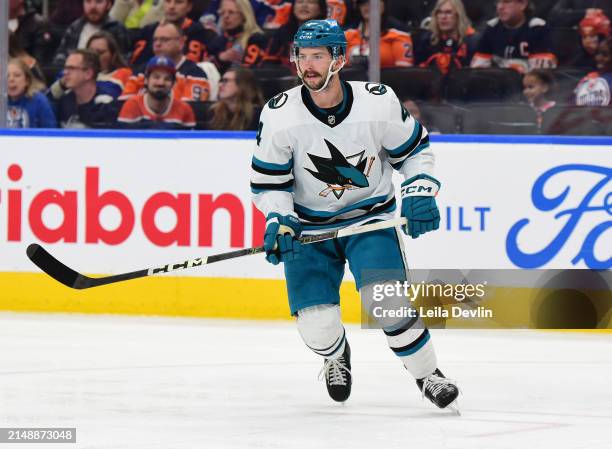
[305,139,375,199]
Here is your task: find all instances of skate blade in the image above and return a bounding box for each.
[446,400,461,416]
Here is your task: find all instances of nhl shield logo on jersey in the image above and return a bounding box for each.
[305,139,375,199]
[327,115,336,125]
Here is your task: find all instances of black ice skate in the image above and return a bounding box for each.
[319,341,352,402]
[416,368,459,412]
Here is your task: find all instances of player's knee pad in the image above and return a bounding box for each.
[296,304,345,358]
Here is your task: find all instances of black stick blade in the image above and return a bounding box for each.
[26,243,92,289]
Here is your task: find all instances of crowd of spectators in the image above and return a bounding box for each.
[4,0,612,134]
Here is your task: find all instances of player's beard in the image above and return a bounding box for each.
[302,70,327,91]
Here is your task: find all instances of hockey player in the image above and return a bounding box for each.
[250,19,459,411]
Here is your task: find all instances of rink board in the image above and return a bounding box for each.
[0,130,610,322]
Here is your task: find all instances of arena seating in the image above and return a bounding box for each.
[419,103,460,134]
[381,67,442,102]
[190,100,214,130]
[461,103,539,134]
[551,28,583,66]
[340,66,368,82]
[552,66,590,103]
[444,68,523,104]
[251,65,293,80]
[461,0,496,29]
[258,75,300,101]
[532,0,558,19]
[542,106,612,135]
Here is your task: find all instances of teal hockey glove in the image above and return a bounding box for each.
[400,174,441,239]
[263,213,302,265]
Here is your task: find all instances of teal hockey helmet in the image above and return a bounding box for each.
[293,19,347,59]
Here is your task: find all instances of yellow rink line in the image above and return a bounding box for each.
[1,272,610,332]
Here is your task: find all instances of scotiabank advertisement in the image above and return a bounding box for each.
[0,131,610,279]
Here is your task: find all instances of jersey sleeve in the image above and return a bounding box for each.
[242,33,269,67]
[34,93,58,128]
[470,25,494,68]
[549,0,587,27]
[389,30,414,67]
[120,73,145,99]
[327,0,349,27]
[185,24,216,62]
[117,97,143,124]
[262,28,291,65]
[250,106,296,218]
[262,1,292,29]
[179,76,211,101]
[526,19,557,70]
[129,25,154,66]
[381,89,435,180]
[182,102,196,128]
[78,94,120,128]
[344,29,362,64]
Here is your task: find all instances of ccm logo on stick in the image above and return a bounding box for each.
[148,258,206,275]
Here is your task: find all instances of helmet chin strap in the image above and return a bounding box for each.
[297,57,345,93]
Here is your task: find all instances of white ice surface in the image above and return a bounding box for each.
[0,313,611,449]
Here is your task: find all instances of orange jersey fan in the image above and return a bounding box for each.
[118,95,196,129]
[345,28,414,68]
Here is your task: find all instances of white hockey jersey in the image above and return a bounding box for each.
[250,80,435,233]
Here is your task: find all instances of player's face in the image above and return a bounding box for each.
[153,24,184,59]
[496,0,526,26]
[87,38,112,72]
[146,70,174,99]
[595,41,611,72]
[219,0,244,32]
[293,0,322,23]
[83,0,111,24]
[297,47,334,90]
[436,1,457,33]
[7,62,28,99]
[164,0,191,23]
[522,75,547,103]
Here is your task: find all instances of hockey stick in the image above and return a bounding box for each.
[26,217,407,290]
